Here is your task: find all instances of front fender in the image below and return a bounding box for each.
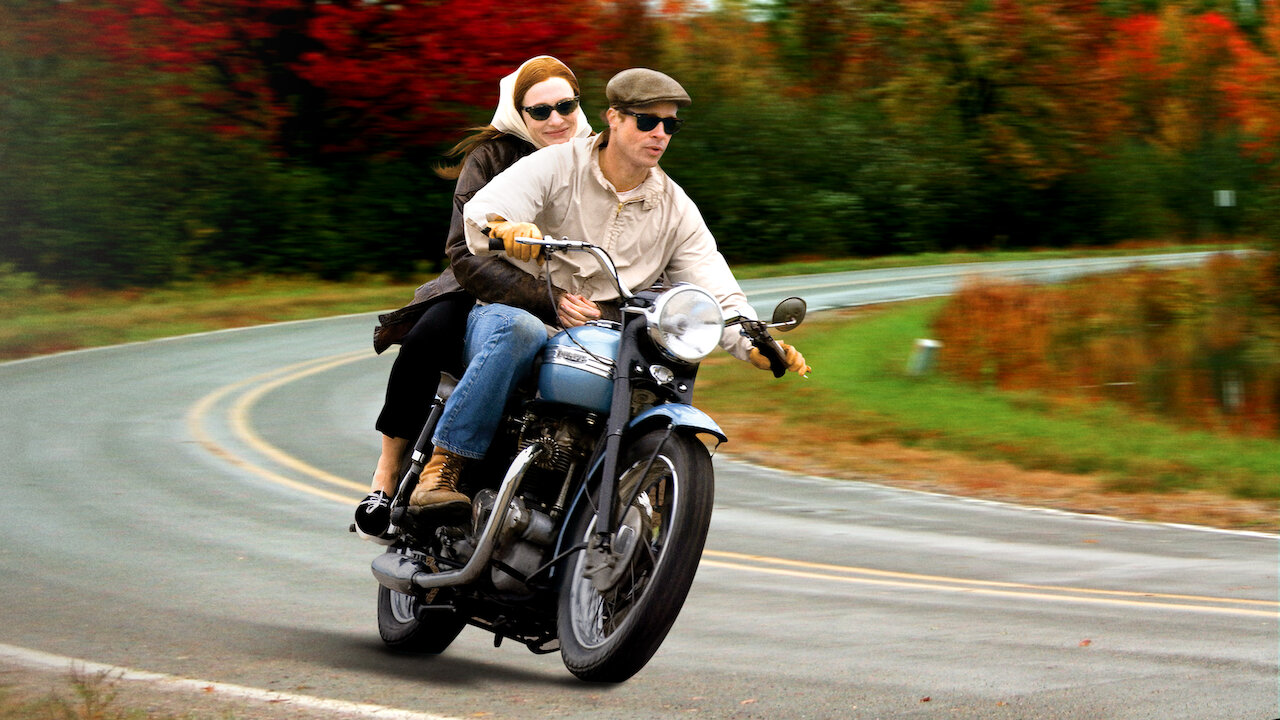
[553,403,726,564]
[627,404,726,443]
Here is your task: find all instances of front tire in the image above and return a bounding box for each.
[557,431,715,682]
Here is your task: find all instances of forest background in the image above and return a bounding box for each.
[3,0,1279,288]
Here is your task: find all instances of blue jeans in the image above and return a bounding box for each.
[432,303,547,459]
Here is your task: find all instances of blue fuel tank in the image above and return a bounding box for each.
[537,324,620,414]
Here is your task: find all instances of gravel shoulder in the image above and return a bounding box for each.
[712,412,1280,534]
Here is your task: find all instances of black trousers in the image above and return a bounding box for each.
[375,293,475,440]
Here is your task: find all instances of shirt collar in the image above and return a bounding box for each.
[590,133,664,209]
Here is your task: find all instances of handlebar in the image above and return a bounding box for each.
[483,226,588,252]
[482,227,634,299]
[484,227,800,376]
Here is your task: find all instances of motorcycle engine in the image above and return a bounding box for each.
[439,415,598,593]
[470,489,557,593]
[516,412,597,473]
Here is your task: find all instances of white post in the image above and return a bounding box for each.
[907,339,943,376]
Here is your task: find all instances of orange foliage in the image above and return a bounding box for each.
[1100,6,1280,157]
[933,253,1280,438]
[1218,5,1280,162]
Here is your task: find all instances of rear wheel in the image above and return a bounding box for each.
[557,431,714,682]
[376,551,465,654]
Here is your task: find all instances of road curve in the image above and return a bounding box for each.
[0,254,1275,720]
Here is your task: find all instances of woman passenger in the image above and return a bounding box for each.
[356,56,592,541]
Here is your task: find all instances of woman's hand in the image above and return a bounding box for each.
[557,293,601,328]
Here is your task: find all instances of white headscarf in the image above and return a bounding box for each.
[489,55,593,148]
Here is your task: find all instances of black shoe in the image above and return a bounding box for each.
[354,491,393,544]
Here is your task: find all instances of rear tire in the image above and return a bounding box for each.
[557,431,714,682]
[376,552,465,654]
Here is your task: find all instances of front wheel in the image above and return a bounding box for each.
[557,431,715,682]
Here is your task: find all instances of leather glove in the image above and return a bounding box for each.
[487,221,543,264]
[748,341,811,376]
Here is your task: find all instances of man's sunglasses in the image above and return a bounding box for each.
[522,97,580,121]
[620,109,684,135]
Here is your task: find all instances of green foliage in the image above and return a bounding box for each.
[0,37,455,286]
[0,262,42,298]
[0,51,195,286]
[1078,134,1263,242]
[665,95,981,261]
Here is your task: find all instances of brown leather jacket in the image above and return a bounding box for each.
[373,135,566,353]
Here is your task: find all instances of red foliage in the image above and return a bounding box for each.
[1107,15,1164,81]
[1217,7,1280,161]
[1100,6,1280,158]
[53,0,607,156]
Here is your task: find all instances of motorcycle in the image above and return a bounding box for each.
[362,235,806,682]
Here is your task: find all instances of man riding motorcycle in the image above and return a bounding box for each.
[410,68,811,516]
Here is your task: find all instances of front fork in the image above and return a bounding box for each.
[593,320,650,555]
[589,318,699,554]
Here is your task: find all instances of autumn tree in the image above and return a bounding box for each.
[1,0,615,284]
[75,0,608,158]
[4,0,1277,285]
[1102,9,1250,152]
[867,0,1121,186]
[1092,6,1277,239]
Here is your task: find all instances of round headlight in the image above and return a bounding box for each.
[644,285,724,362]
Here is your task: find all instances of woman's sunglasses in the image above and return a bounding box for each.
[522,97,580,122]
[620,109,684,135]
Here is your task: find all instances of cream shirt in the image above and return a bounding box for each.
[463,134,757,360]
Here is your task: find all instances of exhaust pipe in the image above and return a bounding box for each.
[371,443,544,593]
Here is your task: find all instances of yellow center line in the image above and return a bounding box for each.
[228,351,370,493]
[700,559,1277,617]
[186,351,371,505]
[189,352,1275,619]
[704,550,1278,608]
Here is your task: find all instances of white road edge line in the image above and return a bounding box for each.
[0,642,462,720]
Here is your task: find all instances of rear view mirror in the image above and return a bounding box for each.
[770,297,806,332]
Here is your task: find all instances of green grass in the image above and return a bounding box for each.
[0,274,419,360]
[698,299,1280,500]
[3,244,1273,502]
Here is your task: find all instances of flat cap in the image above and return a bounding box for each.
[606,68,691,108]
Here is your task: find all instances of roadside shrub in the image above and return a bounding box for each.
[932,252,1280,437]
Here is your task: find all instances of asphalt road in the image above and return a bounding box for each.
[0,253,1275,719]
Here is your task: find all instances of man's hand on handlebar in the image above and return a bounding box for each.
[557,293,601,328]
[748,341,811,377]
[486,220,544,264]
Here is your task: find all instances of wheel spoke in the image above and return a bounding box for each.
[558,433,714,681]
[568,454,679,647]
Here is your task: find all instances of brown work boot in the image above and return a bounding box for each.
[408,448,470,516]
